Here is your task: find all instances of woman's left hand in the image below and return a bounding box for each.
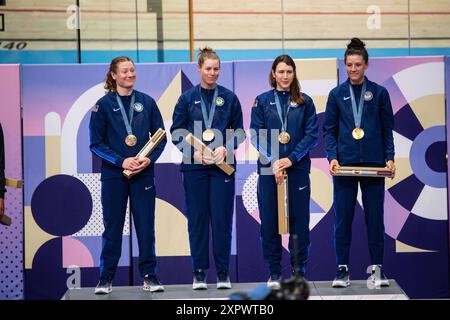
[213,146,227,164]
[386,160,395,179]
[273,158,292,176]
[131,156,151,174]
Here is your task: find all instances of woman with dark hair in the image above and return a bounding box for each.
[89,56,167,294]
[250,54,319,289]
[323,38,395,288]
[170,47,245,290]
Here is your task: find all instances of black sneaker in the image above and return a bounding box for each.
[267,273,282,290]
[94,279,112,294]
[368,265,390,287]
[216,271,232,289]
[193,269,207,290]
[143,274,165,292]
[332,265,350,288]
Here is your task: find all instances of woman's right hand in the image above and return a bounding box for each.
[329,159,340,176]
[122,157,141,171]
[274,170,284,185]
[194,150,215,165]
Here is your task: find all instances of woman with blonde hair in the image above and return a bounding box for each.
[171,47,245,290]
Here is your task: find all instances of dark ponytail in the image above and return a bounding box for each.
[345,37,368,64]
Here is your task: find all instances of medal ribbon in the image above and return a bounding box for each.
[116,92,136,137]
[349,81,367,129]
[274,90,291,132]
[199,86,218,131]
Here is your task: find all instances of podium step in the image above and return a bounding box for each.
[63,280,408,300]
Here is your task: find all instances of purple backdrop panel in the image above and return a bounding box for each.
[233,60,273,130]
[23,137,46,205]
[22,64,109,136]
[0,64,23,300]
[446,56,450,263]
[338,56,443,85]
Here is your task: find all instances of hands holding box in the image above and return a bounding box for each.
[123,128,166,179]
[185,133,234,176]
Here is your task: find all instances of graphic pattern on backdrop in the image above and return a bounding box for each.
[20,57,450,299]
[370,58,449,298]
[0,65,23,300]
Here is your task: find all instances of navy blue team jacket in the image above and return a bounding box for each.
[250,90,319,174]
[89,90,166,180]
[323,77,395,166]
[170,84,245,171]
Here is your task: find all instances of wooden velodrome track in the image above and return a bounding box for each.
[0,0,449,54]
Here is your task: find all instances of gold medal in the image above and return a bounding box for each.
[278,131,291,144]
[352,128,364,140]
[202,129,215,142]
[125,134,137,146]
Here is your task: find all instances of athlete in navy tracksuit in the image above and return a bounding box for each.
[323,38,395,288]
[170,48,245,290]
[250,55,319,289]
[89,56,167,294]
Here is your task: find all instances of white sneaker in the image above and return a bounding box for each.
[192,269,208,290]
[332,266,350,288]
[143,274,165,292]
[267,273,282,290]
[216,272,232,289]
[368,265,390,287]
[94,279,112,294]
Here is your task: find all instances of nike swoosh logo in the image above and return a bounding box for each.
[343,96,351,101]
[270,102,276,105]
[299,186,308,191]
[225,179,233,183]
[145,186,154,191]
[113,107,121,112]
[194,100,201,104]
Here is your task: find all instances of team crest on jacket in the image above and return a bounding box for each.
[215,96,225,106]
[290,101,299,108]
[134,102,144,112]
[364,91,373,101]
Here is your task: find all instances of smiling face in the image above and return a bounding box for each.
[198,58,220,89]
[111,60,136,91]
[345,54,368,85]
[272,62,294,91]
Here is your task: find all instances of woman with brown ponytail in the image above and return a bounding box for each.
[89,56,167,294]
